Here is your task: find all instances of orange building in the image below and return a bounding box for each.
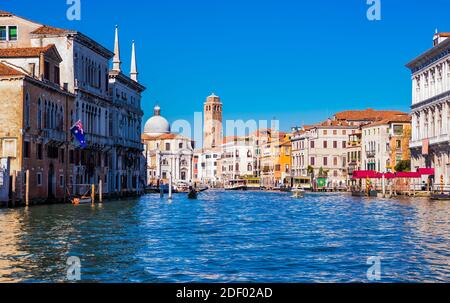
[274,134,292,187]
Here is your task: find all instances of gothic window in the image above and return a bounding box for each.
[37,98,42,129]
[25,93,30,128]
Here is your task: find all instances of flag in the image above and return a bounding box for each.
[71,120,87,148]
[422,139,429,156]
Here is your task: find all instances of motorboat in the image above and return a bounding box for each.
[291,188,306,198]
[225,179,247,191]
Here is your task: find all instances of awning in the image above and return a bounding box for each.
[396,172,421,178]
[418,168,435,176]
[376,173,396,179]
[352,171,378,179]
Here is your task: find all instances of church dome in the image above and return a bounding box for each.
[144,105,171,135]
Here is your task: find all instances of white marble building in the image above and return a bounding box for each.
[407,31,450,183]
[194,148,222,186]
[108,27,146,193]
[142,106,194,185]
[291,128,311,178]
[220,137,255,182]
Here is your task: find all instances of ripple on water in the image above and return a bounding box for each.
[0,191,449,282]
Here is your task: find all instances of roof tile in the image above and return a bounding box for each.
[0,63,25,76]
[334,108,407,121]
[30,25,71,35]
[0,45,56,58]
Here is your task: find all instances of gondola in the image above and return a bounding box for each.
[188,189,198,199]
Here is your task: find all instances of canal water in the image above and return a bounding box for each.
[0,191,448,282]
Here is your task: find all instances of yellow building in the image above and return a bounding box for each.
[388,119,412,172]
[274,134,292,186]
[258,131,291,188]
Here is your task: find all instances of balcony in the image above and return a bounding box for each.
[42,129,66,144]
[85,133,114,149]
[410,134,450,149]
[347,140,361,147]
[366,151,376,158]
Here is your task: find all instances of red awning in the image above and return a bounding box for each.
[381,173,396,179]
[396,172,421,178]
[373,173,395,179]
[352,171,378,179]
[418,168,435,176]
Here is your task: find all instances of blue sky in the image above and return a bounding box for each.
[3,0,450,131]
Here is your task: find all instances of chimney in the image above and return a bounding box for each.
[433,29,450,46]
[39,52,45,80]
[28,63,36,77]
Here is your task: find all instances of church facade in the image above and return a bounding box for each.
[142,106,194,186]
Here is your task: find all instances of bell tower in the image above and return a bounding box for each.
[203,93,223,149]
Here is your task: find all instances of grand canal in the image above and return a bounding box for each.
[0,191,448,282]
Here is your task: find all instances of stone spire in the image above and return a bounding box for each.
[113,25,121,72]
[130,40,138,82]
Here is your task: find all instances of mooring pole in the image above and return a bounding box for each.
[168,172,173,200]
[12,171,16,207]
[91,184,95,205]
[25,170,30,207]
[99,179,103,203]
[160,179,164,198]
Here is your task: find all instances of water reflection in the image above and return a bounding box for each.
[0,192,449,282]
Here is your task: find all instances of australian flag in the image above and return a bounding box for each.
[70,120,87,148]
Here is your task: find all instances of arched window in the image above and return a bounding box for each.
[247,163,252,171]
[235,163,239,171]
[25,93,30,128]
[37,98,42,129]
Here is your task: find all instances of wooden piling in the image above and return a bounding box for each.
[12,171,16,207]
[91,184,95,205]
[25,170,29,207]
[99,179,103,203]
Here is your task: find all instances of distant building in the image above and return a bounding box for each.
[142,106,194,185]
[333,109,407,126]
[306,121,359,187]
[196,93,224,186]
[195,148,222,186]
[274,134,292,186]
[291,126,313,180]
[203,93,223,149]
[361,115,411,172]
[346,130,362,175]
[407,31,450,183]
[258,130,286,188]
[219,136,255,184]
